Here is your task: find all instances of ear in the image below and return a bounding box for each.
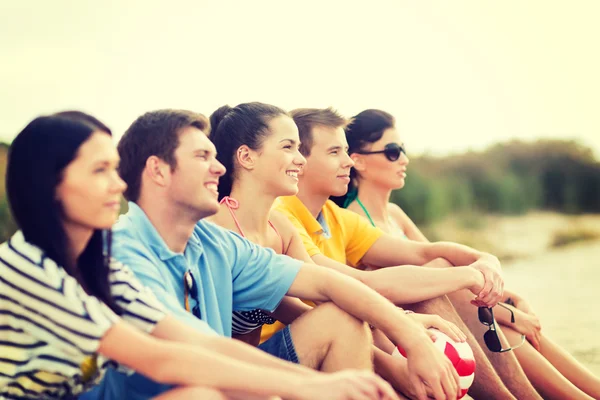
[236,145,256,170]
[350,153,366,172]
[145,156,171,187]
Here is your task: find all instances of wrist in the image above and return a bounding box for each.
[464,266,483,290]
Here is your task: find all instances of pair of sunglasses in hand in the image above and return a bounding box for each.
[478,304,526,353]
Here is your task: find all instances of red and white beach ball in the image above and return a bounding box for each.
[392,328,476,399]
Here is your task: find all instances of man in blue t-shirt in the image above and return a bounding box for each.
[88,109,463,400]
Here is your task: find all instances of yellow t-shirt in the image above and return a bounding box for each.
[260,196,384,343]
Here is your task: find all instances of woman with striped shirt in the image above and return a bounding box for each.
[0,111,381,400]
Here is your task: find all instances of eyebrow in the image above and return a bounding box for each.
[327,145,349,152]
[92,158,120,166]
[279,139,299,145]
[193,149,214,156]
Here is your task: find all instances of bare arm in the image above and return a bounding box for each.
[269,296,312,324]
[151,315,315,376]
[286,264,461,399]
[362,235,504,306]
[282,213,485,307]
[98,320,304,397]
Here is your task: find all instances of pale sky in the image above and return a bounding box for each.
[1,0,599,157]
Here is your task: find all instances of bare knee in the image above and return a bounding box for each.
[312,302,370,335]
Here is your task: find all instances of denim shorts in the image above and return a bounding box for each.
[257,325,299,363]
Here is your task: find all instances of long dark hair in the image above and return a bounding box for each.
[330,109,396,208]
[210,102,288,200]
[6,111,121,314]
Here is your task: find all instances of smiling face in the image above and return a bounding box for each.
[352,127,409,190]
[55,131,127,232]
[300,125,355,197]
[249,115,306,197]
[166,126,226,218]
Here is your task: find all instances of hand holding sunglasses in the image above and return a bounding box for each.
[478,305,526,353]
[355,142,406,162]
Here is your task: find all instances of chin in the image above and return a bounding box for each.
[278,184,299,197]
[330,185,349,197]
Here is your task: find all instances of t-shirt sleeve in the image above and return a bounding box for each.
[0,245,119,359]
[111,241,218,337]
[276,205,322,257]
[226,232,302,313]
[337,207,385,266]
[108,259,167,334]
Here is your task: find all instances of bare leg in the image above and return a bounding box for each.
[406,294,519,400]
[289,302,374,372]
[502,327,594,400]
[446,289,542,399]
[154,387,229,400]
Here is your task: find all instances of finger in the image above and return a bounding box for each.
[375,378,400,400]
[477,271,494,300]
[438,321,463,343]
[351,377,377,400]
[429,374,446,400]
[410,375,428,400]
[442,362,459,400]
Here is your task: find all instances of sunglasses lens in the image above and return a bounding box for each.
[192,305,202,319]
[484,330,502,352]
[478,307,494,325]
[384,144,402,161]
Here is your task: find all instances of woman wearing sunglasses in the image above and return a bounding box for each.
[334,108,600,400]
[1,111,380,400]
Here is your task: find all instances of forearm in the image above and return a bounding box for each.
[363,266,481,304]
[292,267,428,349]
[152,340,304,397]
[152,315,315,377]
[502,288,521,303]
[493,303,518,326]
[425,242,497,267]
[101,321,305,398]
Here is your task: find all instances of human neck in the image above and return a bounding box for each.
[228,178,276,237]
[296,179,329,218]
[355,179,393,223]
[137,192,202,253]
[62,222,94,268]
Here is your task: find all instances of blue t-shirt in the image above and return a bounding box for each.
[84,202,302,400]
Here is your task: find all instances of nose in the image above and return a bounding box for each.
[111,170,127,194]
[294,149,307,168]
[211,159,226,177]
[399,151,409,166]
[342,151,355,168]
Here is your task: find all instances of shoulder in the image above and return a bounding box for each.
[269,209,299,239]
[387,202,411,226]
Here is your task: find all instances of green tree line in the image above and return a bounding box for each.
[392,139,600,225]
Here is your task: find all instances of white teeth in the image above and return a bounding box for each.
[286,171,298,178]
[206,183,218,190]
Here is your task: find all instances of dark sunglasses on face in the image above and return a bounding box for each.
[478,304,526,353]
[184,270,202,319]
[355,142,406,162]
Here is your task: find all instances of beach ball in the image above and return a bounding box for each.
[392,328,476,399]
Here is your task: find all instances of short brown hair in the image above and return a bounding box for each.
[118,109,209,202]
[290,108,347,156]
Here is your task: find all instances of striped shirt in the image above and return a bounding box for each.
[0,231,166,399]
